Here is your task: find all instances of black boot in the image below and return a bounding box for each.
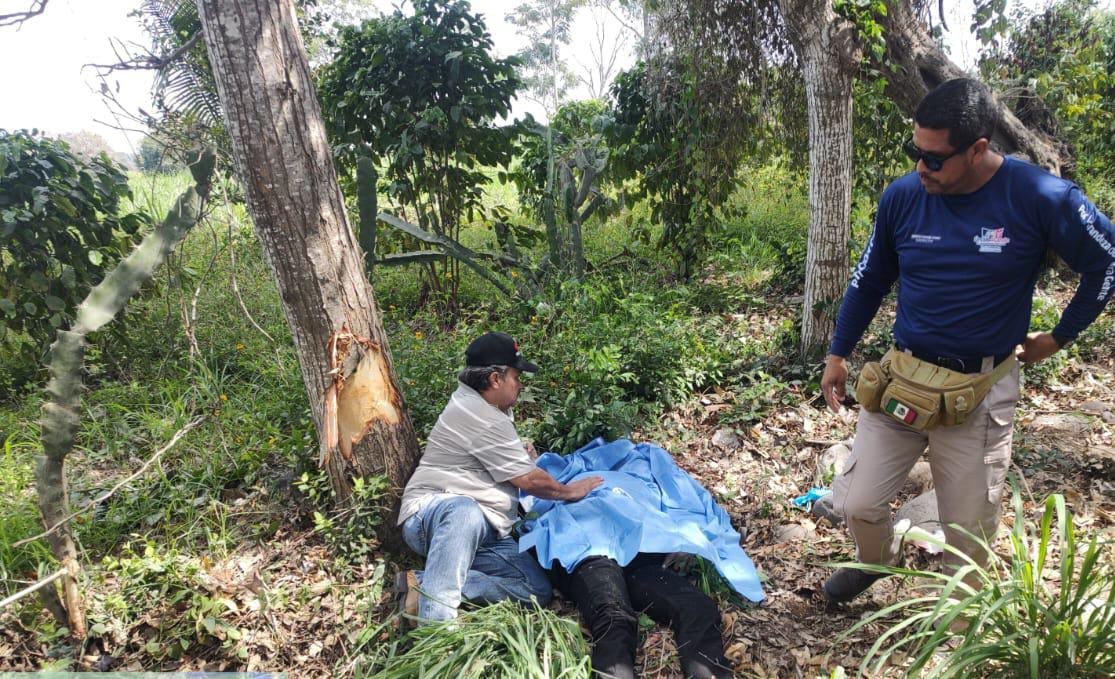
[823,567,889,604]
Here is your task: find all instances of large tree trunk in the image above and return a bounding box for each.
[880,0,1066,175]
[779,0,862,360]
[197,0,420,540]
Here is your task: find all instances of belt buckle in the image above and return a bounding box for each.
[937,356,966,372]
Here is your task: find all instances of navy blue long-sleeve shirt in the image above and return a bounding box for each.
[830,156,1115,359]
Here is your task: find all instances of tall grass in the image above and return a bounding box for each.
[841,487,1115,678]
[355,600,592,679]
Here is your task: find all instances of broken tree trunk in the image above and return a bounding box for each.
[880,0,1067,175]
[35,150,216,638]
[196,0,421,538]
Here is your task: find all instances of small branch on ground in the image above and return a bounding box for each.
[0,569,66,612]
[17,416,206,549]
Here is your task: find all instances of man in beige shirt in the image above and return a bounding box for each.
[396,332,602,622]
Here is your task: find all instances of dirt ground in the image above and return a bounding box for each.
[2,298,1112,678]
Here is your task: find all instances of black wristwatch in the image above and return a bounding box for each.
[1051,333,1074,349]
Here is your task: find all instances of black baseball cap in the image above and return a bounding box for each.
[465,332,539,373]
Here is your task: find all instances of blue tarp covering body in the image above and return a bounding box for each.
[518,438,765,603]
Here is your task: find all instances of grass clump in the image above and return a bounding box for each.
[357,600,592,678]
[843,487,1115,678]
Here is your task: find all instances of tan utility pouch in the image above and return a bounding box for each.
[854,360,888,412]
[855,348,1015,431]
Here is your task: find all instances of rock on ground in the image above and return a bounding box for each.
[1030,413,1092,436]
[816,442,852,485]
[902,460,934,495]
[711,427,741,450]
[895,489,939,532]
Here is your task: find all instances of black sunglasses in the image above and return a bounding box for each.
[903,137,983,172]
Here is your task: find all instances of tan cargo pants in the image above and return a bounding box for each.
[832,362,1020,568]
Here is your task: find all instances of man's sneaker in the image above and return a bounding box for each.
[395,570,419,623]
[823,566,890,604]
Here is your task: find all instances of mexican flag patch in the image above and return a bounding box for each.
[885,397,918,425]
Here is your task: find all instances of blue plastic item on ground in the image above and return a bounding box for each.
[517,438,765,603]
[790,487,832,509]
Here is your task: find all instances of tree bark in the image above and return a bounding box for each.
[779,0,861,360]
[880,0,1066,175]
[196,0,420,537]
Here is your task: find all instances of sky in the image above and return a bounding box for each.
[0,0,1091,156]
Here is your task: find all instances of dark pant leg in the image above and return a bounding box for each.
[557,556,639,679]
[468,535,553,606]
[624,556,733,679]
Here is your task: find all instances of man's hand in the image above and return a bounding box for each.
[562,476,603,501]
[821,354,850,413]
[524,440,538,461]
[511,468,603,501]
[1018,332,1061,365]
[663,552,696,572]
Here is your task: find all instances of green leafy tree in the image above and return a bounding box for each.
[513,99,609,214]
[0,130,152,379]
[506,0,583,114]
[136,134,186,174]
[318,0,523,308]
[607,60,753,279]
[980,0,1115,181]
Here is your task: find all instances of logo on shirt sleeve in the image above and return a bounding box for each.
[973,227,1011,253]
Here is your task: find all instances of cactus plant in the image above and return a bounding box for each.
[33,149,216,638]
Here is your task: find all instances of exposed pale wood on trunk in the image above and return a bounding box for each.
[196,0,420,544]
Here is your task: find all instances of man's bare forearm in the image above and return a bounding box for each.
[511,468,602,501]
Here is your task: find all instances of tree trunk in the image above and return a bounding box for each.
[779,0,862,360]
[196,0,420,538]
[880,0,1066,175]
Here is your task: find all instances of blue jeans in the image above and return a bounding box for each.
[401,493,553,621]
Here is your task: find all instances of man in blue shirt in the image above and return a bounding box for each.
[820,78,1114,603]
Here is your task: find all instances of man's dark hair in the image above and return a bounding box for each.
[459,365,504,392]
[915,78,1000,148]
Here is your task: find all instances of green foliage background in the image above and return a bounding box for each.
[0,130,152,387]
[2,0,1115,673]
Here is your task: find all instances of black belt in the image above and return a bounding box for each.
[894,344,1012,374]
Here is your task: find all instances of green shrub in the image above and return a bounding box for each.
[381,263,758,453]
[717,162,809,289]
[0,130,153,387]
[516,278,740,451]
[297,471,389,563]
[842,488,1115,678]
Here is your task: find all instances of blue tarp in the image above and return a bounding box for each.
[517,438,765,603]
